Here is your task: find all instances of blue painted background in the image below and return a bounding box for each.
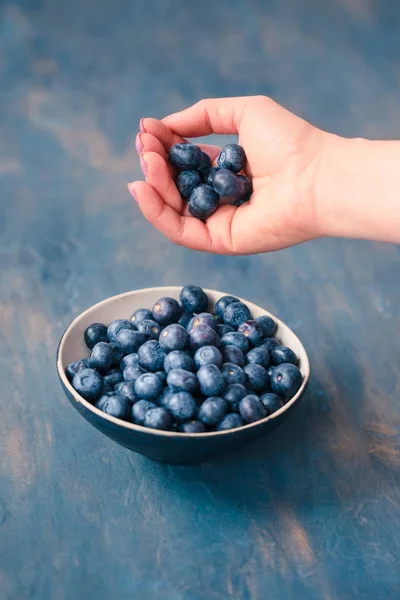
[1,1,400,598]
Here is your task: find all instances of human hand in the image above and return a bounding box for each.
[128,96,328,254]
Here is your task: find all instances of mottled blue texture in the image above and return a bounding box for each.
[188,185,220,219]
[217,143,246,173]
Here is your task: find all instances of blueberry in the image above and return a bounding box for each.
[239,395,266,423]
[223,383,247,408]
[110,343,124,367]
[256,315,277,337]
[212,168,243,202]
[138,340,167,372]
[180,285,209,313]
[169,143,202,171]
[152,297,181,325]
[267,366,276,378]
[167,392,197,422]
[216,413,244,431]
[202,166,219,186]
[115,329,150,354]
[199,151,212,171]
[84,323,108,349]
[144,407,172,430]
[95,393,131,421]
[260,393,284,415]
[89,342,115,373]
[270,363,303,399]
[155,371,167,384]
[123,364,146,382]
[221,363,246,386]
[130,308,152,326]
[244,364,269,392]
[216,323,234,338]
[103,369,124,392]
[72,368,103,402]
[221,345,245,367]
[221,332,249,354]
[188,312,217,331]
[179,420,206,433]
[158,386,175,409]
[132,400,157,425]
[197,364,225,396]
[159,324,189,352]
[198,397,228,426]
[271,345,298,366]
[215,295,239,320]
[231,175,253,206]
[134,372,164,400]
[217,143,246,174]
[114,381,139,403]
[246,347,271,369]
[66,359,90,382]
[164,350,195,374]
[194,345,223,369]
[135,319,161,340]
[188,185,220,219]
[176,170,202,198]
[238,320,264,346]
[257,337,280,352]
[189,324,220,351]
[120,352,139,371]
[107,319,135,343]
[223,302,251,328]
[167,369,198,395]
[178,311,194,329]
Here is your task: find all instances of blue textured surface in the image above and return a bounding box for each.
[1,1,400,598]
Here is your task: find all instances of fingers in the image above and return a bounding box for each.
[141,151,182,212]
[162,96,259,137]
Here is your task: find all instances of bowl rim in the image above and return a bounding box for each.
[57,286,310,437]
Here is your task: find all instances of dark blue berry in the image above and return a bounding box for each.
[114,381,139,404]
[260,393,284,415]
[189,324,220,351]
[134,372,164,400]
[270,363,303,399]
[216,323,234,338]
[271,345,298,366]
[169,143,202,171]
[180,285,208,314]
[221,363,246,386]
[231,175,252,206]
[188,312,217,331]
[179,420,206,433]
[212,168,243,202]
[197,364,225,396]
[221,332,249,354]
[215,295,239,320]
[164,350,195,374]
[238,320,264,346]
[244,364,269,393]
[115,329,150,354]
[178,311,194,329]
[223,383,247,408]
[107,319,134,343]
[167,369,198,395]
[89,342,115,373]
[66,359,90,381]
[221,345,245,367]
[120,352,139,371]
[257,337,280,352]
[72,368,103,402]
[132,400,157,425]
[194,345,223,369]
[198,397,227,426]
[176,170,202,198]
[199,151,212,171]
[158,386,175,409]
[130,308,152,326]
[84,323,108,349]
[246,347,271,369]
[103,369,124,392]
[267,366,276,378]
[96,393,131,421]
[188,185,219,219]
[256,315,277,337]
[217,143,246,173]
[144,407,172,430]
[167,392,197,422]
[135,319,161,340]
[155,371,167,384]
[239,395,266,423]
[123,364,146,383]
[223,302,251,328]
[159,324,189,352]
[110,343,124,367]
[152,297,181,325]
[202,166,219,186]
[138,340,166,372]
[216,413,244,431]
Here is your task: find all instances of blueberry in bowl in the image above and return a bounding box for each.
[57,286,310,464]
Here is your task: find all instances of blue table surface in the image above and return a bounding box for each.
[1,1,400,598]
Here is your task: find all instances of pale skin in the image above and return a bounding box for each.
[128,96,400,254]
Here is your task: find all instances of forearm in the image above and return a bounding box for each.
[316,135,400,244]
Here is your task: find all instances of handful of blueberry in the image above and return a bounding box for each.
[66,286,303,433]
[169,143,252,219]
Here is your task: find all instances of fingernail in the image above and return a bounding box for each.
[127,183,139,202]
[135,133,144,154]
[140,153,148,177]
[139,118,146,133]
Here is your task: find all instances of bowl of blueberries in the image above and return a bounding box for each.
[57,286,310,464]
